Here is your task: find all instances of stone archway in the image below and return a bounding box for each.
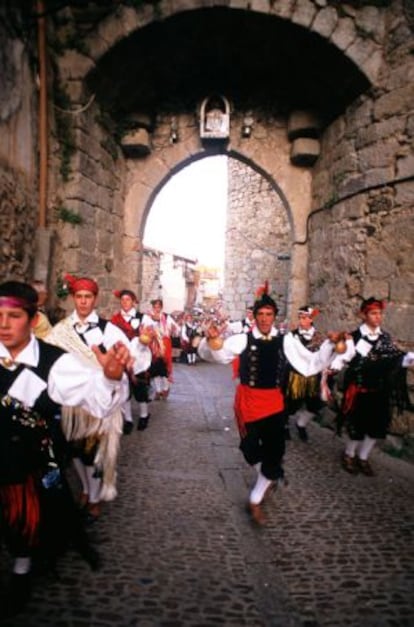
[122,111,309,317]
[45,0,414,342]
[138,150,294,319]
[50,2,378,312]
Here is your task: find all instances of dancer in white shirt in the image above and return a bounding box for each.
[0,280,134,617]
[46,275,150,520]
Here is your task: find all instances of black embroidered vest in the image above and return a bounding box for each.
[346,329,405,390]
[238,333,288,389]
[0,340,66,484]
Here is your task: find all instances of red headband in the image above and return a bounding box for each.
[64,274,98,295]
[113,289,137,300]
[0,296,31,308]
[361,300,385,314]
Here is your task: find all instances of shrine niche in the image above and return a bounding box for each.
[199,95,230,140]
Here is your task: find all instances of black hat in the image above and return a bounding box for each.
[253,281,278,315]
[298,305,319,318]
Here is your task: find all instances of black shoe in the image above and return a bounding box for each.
[0,573,32,618]
[357,458,375,476]
[296,424,309,442]
[341,453,359,475]
[123,421,134,435]
[137,415,150,431]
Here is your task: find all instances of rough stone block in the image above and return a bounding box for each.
[343,196,366,219]
[361,279,389,300]
[312,6,338,38]
[363,166,393,189]
[340,174,366,197]
[250,0,270,14]
[366,248,396,279]
[355,6,385,43]
[359,139,399,170]
[382,304,414,344]
[290,138,320,167]
[395,180,414,205]
[374,84,414,120]
[269,0,295,19]
[347,38,378,68]
[291,0,316,28]
[330,17,356,51]
[360,47,383,83]
[397,153,414,179]
[58,51,94,81]
[390,278,414,304]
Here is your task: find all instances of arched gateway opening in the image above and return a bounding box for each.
[141,153,292,320]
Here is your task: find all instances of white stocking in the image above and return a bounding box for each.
[72,457,89,494]
[85,465,102,504]
[296,408,314,427]
[161,377,170,392]
[358,436,376,461]
[345,439,359,458]
[249,471,272,505]
[138,402,149,418]
[13,557,31,575]
[153,377,162,393]
[122,399,133,422]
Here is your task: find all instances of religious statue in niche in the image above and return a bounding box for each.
[199,95,230,139]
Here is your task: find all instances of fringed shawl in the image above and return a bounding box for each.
[46,318,122,501]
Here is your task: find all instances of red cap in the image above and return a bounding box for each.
[64,274,99,295]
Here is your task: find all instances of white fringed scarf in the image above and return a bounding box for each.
[46,317,122,501]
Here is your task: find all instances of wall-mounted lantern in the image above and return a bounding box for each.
[199,95,230,140]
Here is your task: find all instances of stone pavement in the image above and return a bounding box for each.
[1,361,413,627]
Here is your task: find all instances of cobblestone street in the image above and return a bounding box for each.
[1,361,413,627]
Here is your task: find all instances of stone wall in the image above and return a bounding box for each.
[309,1,414,345]
[141,248,162,309]
[0,161,38,280]
[0,10,38,282]
[46,77,130,316]
[224,158,291,320]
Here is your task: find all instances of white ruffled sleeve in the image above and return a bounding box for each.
[283,333,336,376]
[198,334,248,365]
[129,337,152,374]
[48,353,129,418]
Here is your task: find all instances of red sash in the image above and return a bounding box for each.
[234,384,284,436]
